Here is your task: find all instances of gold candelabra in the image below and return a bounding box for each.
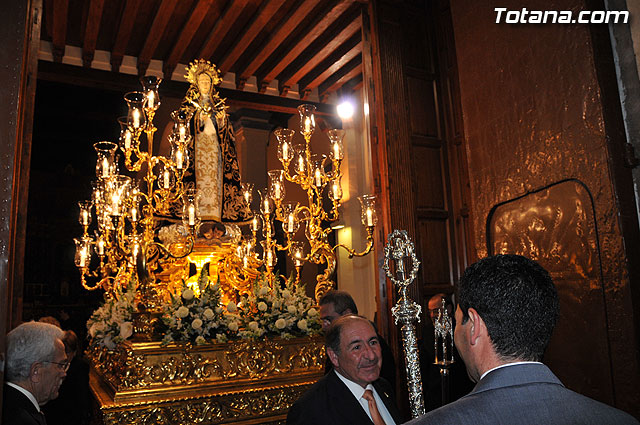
[240,104,378,301]
[74,76,199,306]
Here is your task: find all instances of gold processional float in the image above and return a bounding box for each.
[73,60,378,425]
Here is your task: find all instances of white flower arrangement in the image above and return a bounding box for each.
[161,266,229,345]
[236,274,322,340]
[86,278,136,350]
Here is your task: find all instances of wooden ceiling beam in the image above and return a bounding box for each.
[111,0,141,72]
[298,34,361,91]
[82,0,105,68]
[260,0,354,84]
[238,0,320,81]
[218,0,282,76]
[163,0,215,80]
[318,54,361,96]
[137,0,180,76]
[197,0,247,62]
[280,10,360,88]
[51,0,69,62]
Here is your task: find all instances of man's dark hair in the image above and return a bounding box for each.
[457,254,559,361]
[319,290,358,315]
[325,314,371,354]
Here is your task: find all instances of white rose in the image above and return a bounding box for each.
[182,288,194,300]
[227,301,237,313]
[203,308,214,319]
[191,318,203,329]
[119,322,133,339]
[176,306,189,318]
[297,319,308,331]
[281,289,291,299]
[307,308,318,317]
[275,318,287,329]
[228,321,239,332]
[195,335,206,345]
[103,335,115,350]
[258,302,268,312]
[258,286,269,296]
[248,321,259,331]
[287,305,297,314]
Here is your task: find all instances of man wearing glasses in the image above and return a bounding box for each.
[3,321,68,425]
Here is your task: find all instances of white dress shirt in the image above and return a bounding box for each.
[480,361,543,381]
[334,370,396,425]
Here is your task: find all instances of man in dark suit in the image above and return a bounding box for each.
[3,321,68,425]
[405,255,639,425]
[319,290,396,389]
[287,315,401,425]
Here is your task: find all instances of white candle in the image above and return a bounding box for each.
[244,191,251,204]
[298,155,305,173]
[333,142,340,159]
[188,205,195,226]
[282,142,289,161]
[243,256,249,269]
[82,210,89,225]
[124,131,131,150]
[315,169,322,187]
[287,214,294,233]
[179,126,186,143]
[333,183,340,200]
[79,249,86,268]
[131,207,138,222]
[133,109,140,128]
[304,117,311,133]
[112,194,120,214]
[163,170,170,188]
[97,239,105,256]
[366,209,373,226]
[102,158,109,178]
[175,150,183,169]
[266,250,273,267]
[263,198,271,214]
[147,92,155,109]
[274,183,281,199]
[252,217,259,231]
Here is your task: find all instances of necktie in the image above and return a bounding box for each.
[362,389,387,425]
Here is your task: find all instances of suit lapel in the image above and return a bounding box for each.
[327,372,374,425]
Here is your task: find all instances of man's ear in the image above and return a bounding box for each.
[467,308,484,346]
[30,362,42,383]
[327,347,339,368]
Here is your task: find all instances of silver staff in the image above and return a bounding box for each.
[434,297,455,404]
[383,230,425,418]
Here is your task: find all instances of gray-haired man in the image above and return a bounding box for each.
[3,321,67,425]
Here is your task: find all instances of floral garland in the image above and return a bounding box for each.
[235,274,322,340]
[87,278,136,349]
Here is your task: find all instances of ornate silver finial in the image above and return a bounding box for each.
[434,298,455,367]
[383,230,425,418]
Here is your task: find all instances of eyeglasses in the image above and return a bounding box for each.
[43,360,70,371]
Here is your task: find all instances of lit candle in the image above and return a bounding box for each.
[304,117,311,134]
[243,255,249,269]
[79,248,86,268]
[131,207,138,222]
[333,142,340,159]
[295,250,303,267]
[175,150,183,169]
[282,142,289,161]
[274,183,281,199]
[251,217,259,231]
[188,205,195,226]
[132,109,140,128]
[263,198,271,214]
[244,191,251,204]
[147,91,155,109]
[163,169,170,189]
[179,126,186,143]
[287,214,295,233]
[124,131,131,150]
[96,239,105,256]
[112,194,120,215]
[102,158,109,178]
[315,169,322,187]
[366,208,373,226]
[81,210,89,226]
[333,182,341,200]
[266,250,273,267]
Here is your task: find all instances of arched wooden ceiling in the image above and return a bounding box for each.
[40,0,366,103]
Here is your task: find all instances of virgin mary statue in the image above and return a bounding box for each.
[182,60,250,223]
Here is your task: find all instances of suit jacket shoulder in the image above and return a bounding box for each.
[403,364,639,425]
[3,384,46,425]
[287,372,401,425]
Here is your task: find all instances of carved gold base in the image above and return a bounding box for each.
[89,336,324,425]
